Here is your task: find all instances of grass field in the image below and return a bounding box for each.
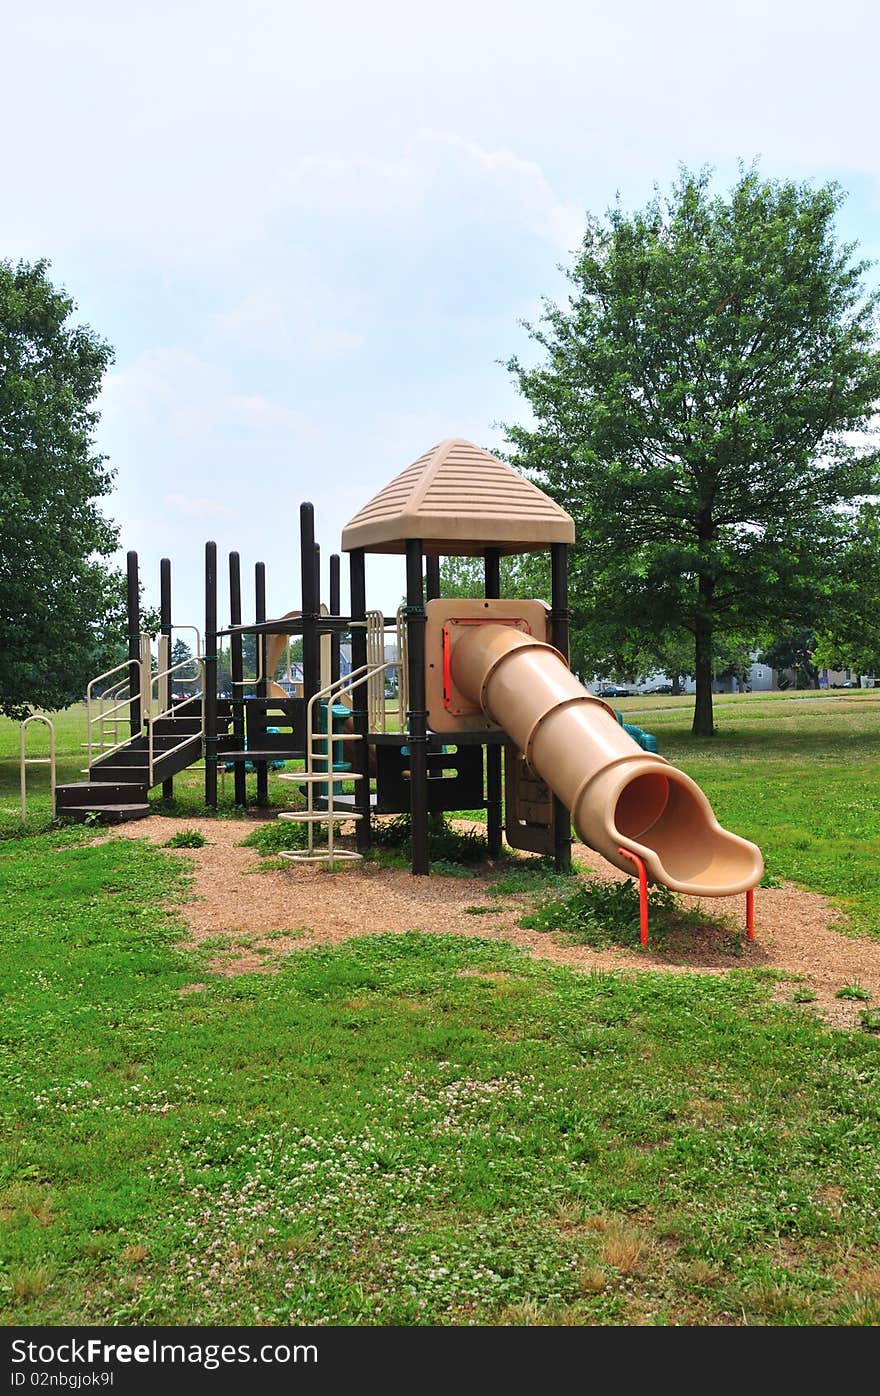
[1,829,878,1326]
[1,693,879,1326]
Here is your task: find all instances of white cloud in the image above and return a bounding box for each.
[213,291,364,358]
[213,293,291,354]
[416,130,584,250]
[101,348,320,445]
[271,130,581,252]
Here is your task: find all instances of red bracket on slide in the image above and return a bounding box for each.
[618,847,757,949]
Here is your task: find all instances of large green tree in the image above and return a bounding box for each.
[0,259,120,718]
[505,169,880,734]
[814,502,880,675]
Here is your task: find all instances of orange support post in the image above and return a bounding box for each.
[618,846,650,948]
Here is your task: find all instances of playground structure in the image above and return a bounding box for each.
[53,437,763,915]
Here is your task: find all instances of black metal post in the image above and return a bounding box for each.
[405,539,429,875]
[300,504,319,711]
[425,554,441,602]
[229,551,246,806]
[254,561,269,806]
[349,548,371,852]
[484,547,503,858]
[550,542,571,872]
[159,557,173,800]
[126,550,141,739]
[204,541,218,809]
[484,547,501,600]
[329,553,341,686]
[314,541,322,690]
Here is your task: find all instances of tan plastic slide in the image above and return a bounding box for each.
[265,609,333,699]
[450,624,763,897]
[266,612,302,699]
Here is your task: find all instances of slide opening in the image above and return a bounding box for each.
[614,771,759,887]
[613,772,670,839]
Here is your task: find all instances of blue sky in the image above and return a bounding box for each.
[4,0,879,629]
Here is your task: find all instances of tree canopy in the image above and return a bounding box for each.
[504,168,880,734]
[815,502,880,676]
[0,259,121,718]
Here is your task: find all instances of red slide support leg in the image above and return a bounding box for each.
[746,887,755,940]
[618,847,650,948]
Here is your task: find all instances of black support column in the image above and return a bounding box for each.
[126,550,141,739]
[349,548,371,852]
[425,554,441,602]
[204,541,218,809]
[405,539,429,875]
[254,561,269,807]
[229,551,246,806]
[484,547,503,858]
[159,557,173,800]
[300,504,318,711]
[550,542,572,872]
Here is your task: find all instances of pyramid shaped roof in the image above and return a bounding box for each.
[340,438,575,555]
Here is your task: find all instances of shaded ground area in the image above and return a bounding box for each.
[102,816,880,1031]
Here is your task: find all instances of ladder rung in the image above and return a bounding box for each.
[309,733,362,742]
[278,849,363,864]
[277,772,363,783]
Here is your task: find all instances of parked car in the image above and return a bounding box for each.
[597,685,631,698]
[644,684,674,695]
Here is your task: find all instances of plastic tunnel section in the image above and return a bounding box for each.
[449,624,763,897]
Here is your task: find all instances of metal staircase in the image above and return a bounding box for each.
[55,648,206,824]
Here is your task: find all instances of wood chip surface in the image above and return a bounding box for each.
[100,816,880,1031]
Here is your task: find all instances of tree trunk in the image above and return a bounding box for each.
[671,675,682,696]
[692,570,716,737]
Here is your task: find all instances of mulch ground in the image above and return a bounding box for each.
[100,816,880,1032]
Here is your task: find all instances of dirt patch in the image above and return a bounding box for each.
[99,816,880,1029]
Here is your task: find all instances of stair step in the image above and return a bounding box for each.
[55,781,147,806]
[90,764,150,783]
[57,803,152,824]
[93,747,149,764]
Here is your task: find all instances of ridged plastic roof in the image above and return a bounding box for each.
[340,438,575,555]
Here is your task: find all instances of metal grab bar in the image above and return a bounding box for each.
[172,624,203,659]
[279,653,393,859]
[147,658,205,785]
[87,657,144,769]
[20,715,56,822]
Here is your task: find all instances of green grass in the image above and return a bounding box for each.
[1,827,879,1326]
[162,829,207,849]
[518,875,746,956]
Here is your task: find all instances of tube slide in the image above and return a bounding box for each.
[450,625,763,896]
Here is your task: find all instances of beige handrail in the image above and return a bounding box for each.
[147,657,205,785]
[20,715,56,822]
[87,657,144,768]
[278,660,392,863]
